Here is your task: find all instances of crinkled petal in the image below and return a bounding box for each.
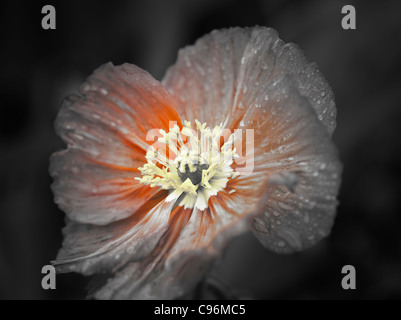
[93,173,270,299]
[58,62,182,151]
[162,26,335,134]
[93,206,193,299]
[233,76,342,253]
[50,63,182,224]
[53,191,171,275]
[50,149,162,225]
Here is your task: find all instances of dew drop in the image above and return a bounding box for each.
[303,212,310,223]
[120,127,129,134]
[278,201,292,210]
[277,241,285,247]
[74,134,84,140]
[276,227,302,250]
[185,57,191,67]
[261,61,268,70]
[71,167,80,174]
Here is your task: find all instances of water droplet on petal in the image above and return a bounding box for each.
[71,167,79,174]
[277,241,285,247]
[276,227,302,250]
[261,61,268,69]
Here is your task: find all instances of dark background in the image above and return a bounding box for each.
[0,0,400,299]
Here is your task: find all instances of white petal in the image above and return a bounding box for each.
[163,27,336,134]
[235,76,342,253]
[53,198,174,275]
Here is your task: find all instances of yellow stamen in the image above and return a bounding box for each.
[137,121,239,210]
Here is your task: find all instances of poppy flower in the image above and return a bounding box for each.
[50,26,342,299]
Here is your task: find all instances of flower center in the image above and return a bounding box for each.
[177,162,209,186]
[136,120,239,210]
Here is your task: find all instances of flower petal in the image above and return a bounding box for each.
[50,148,163,225]
[53,191,172,275]
[234,75,342,253]
[50,63,182,224]
[162,27,335,134]
[58,62,182,152]
[93,174,270,299]
[93,205,194,299]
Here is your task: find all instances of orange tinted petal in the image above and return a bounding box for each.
[93,206,193,299]
[50,148,165,225]
[93,173,270,299]
[51,63,182,225]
